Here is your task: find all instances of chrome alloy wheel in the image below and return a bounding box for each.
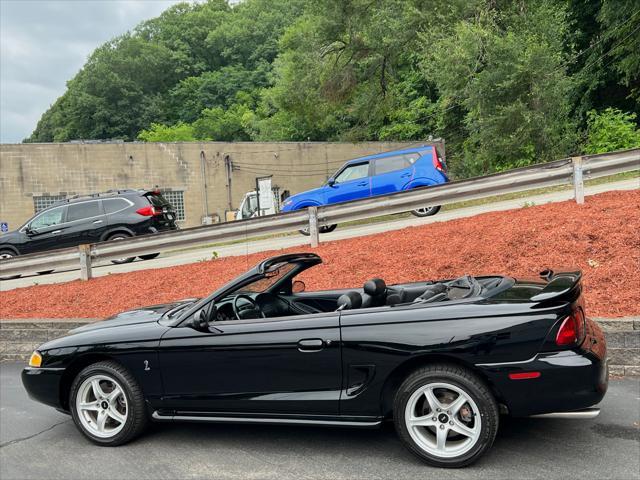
[412,206,438,216]
[76,375,128,439]
[404,382,481,459]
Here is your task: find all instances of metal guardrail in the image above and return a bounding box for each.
[1,148,638,280]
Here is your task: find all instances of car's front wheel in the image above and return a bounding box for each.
[393,364,498,468]
[70,361,148,446]
[410,206,441,217]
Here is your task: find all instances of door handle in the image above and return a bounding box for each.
[93,220,103,224]
[356,182,368,186]
[400,173,411,178]
[51,230,62,234]
[297,338,325,352]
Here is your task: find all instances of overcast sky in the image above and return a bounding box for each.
[0,0,189,144]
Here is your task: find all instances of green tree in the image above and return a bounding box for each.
[423,1,578,176]
[583,108,640,154]
[137,122,196,142]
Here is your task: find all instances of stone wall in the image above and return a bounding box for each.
[1,317,637,375]
[0,141,418,230]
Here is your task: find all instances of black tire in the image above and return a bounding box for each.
[0,250,21,280]
[410,205,441,217]
[299,224,338,236]
[320,224,337,233]
[393,363,499,468]
[70,360,148,446]
[138,253,160,260]
[107,234,135,264]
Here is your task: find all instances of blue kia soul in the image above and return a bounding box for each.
[281,145,449,233]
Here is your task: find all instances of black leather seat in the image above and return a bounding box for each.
[337,291,362,310]
[361,278,387,308]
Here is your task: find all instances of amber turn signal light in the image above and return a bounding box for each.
[28,351,42,368]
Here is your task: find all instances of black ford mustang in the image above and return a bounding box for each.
[22,253,608,467]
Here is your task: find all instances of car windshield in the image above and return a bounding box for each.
[236,262,297,293]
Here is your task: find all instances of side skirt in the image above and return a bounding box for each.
[151,411,382,428]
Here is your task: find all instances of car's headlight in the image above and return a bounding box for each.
[283,199,292,206]
[28,351,42,368]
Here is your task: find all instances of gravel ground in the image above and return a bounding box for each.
[0,363,638,480]
[1,189,638,319]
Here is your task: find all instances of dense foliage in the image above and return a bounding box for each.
[27,0,640,177]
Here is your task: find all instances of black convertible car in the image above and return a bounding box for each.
[22,253,608,467]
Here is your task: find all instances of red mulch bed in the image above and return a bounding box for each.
[1,190,638,319]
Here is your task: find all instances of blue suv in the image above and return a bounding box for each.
[281,145,448,233]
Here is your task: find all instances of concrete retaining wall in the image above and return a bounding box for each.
[1,317,638,375]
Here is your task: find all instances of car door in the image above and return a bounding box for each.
[21,205,69,253]
[158,312,342,416]
[325,161,371,204]
[64,200,108,246]
[370,153,419,196]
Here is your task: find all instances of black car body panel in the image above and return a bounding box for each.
[22,254,607,425]
[0,189,177,256]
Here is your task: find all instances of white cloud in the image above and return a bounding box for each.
[0,0,189,143]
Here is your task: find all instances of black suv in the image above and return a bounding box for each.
[0,189,178,269]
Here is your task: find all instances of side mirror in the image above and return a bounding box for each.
[25,225,36,236]
[292,280,306,293]
[327,177,336,187]
[191,309,209,332]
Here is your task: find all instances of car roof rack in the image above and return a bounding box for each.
[49,189,149,207]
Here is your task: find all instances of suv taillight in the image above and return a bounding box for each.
[432,150,446,173]
[136,205,162,216]
[556,308,586,346]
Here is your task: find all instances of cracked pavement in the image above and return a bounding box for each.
[1,362,638,480]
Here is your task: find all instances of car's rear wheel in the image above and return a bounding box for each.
[138,253,160,260]
[393,364,498,468]
[107,234,135,264]
[70,361,148,446]
[411,206,441,217]
[0,250,21,280]
[299,224,338,236]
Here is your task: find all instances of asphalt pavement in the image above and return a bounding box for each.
[0,362,638,480]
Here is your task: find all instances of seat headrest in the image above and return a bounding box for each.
[337,291,362,310]
[363,278,386,297]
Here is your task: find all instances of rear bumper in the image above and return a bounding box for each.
[21,367,65,410]
[479,350,608,417]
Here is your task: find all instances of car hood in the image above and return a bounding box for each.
[284,186,325,207]
[0,230,21,244]
[70,298,198,334]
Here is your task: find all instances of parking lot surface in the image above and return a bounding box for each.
[1,362,638,480]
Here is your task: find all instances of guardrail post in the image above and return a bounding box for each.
[308,206,320,248]
[572,156,585,204]
[79,244,93,281]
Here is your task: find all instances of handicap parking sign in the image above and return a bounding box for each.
[0,222,8,233]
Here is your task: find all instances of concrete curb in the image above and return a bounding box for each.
[1,317,638,375]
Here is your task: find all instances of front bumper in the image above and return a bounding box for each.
[480,350,608,417]
[21,367,65,410]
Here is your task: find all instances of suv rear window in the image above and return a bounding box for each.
[67,201,102,222]
[145,193,171,207]
[103,198,130,214]
[374,153,420,175]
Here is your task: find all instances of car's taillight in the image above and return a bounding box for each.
[136,205,162,216]
[432,150,445,173]
[556,309,586,346]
